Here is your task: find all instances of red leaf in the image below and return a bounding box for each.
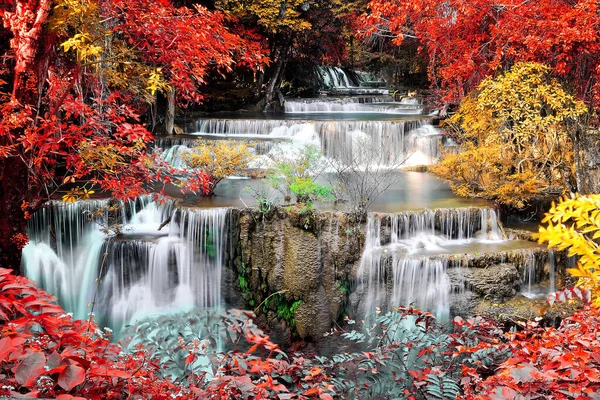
[15,352,46,387]
[88,366,131,378]
[0,337,13,360]
[58,365,85,391]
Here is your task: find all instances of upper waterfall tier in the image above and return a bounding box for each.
[161,118,442,168]
[284,98,423,114]
[315,66,388,95]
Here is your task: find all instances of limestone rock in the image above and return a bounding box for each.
[229,208,364,339]
[448,264,521,302]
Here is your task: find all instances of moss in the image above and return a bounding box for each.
[263,293,303,329]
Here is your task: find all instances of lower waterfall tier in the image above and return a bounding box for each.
[23,200,566,338]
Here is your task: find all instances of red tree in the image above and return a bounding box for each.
[362,0,600,107]
[0,0,265,271]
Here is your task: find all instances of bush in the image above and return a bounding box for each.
[267,144,332,204]
[6,266,600,400]
[537,193,600,306]
[180,139,254,195]
[0,268,191,399]
[432,62,587,208]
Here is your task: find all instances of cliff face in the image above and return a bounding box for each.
[224,207,364,339]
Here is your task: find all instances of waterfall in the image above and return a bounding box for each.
[284,99,422,114]
[521,250,557,299]
[172,118,441,168]
[23,199,230,333]
[315,66,358,88]
[159,144,190,168]
[356,208,504,320]
[23,200,111,316]
[315,66,389,95]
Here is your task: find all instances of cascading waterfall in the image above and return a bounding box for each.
[356,208,505,320]
[23,200,111,317]
[171,118,441,168]
[315,66,358,88]
[23,198,230,333]
[314,67,388,94]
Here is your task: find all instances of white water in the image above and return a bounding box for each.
[170,119,441,168]
[356,208,505,320]
[284,100,422,114]
[23,200,111,318]
[23,198,229,333]
[315,66,389,95]
[521,250,557,299]
[316,66,358,88]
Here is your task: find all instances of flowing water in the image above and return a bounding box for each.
[159,118,441,169]
[356,208,555,320]
[23,197,229,333]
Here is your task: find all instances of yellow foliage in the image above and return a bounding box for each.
[216,0,313,33]
[181,139,254,193]
[432,62,587,207]
[537,193,600,307]
[78,141,126,172]
[61,186,95,203]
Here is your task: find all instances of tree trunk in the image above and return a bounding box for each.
[165,90,175,135]
[264,57,285,110]
[0,1,53,273]
[254,70,265,99]
[0,158,29,272]
[573,126,600,194]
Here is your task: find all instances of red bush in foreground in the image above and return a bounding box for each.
[463,306,600,399]
[0,269,332,399]
[0,267,191,399]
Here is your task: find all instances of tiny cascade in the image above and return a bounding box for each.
[159,144,190,168]
[23,198,230,333]
[521,250,557,299]
[284,98,422,114]
[356,208,504,320]
[315,66,358,88]
[315,66,389,95]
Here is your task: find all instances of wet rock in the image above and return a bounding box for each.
[448,264,521,302]
[450,290,480,316]
[474,296,582,326]
[228,207,364,339]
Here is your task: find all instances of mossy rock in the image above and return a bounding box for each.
[474,295,582,326]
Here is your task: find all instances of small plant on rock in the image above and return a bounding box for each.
[267,143,332,205]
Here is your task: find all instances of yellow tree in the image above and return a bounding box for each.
[538,193,600,306]
[431,62,587,208]
[180,140,254,195]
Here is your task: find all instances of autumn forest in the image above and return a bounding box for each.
[2,0,600,398]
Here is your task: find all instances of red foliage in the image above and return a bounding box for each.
[198,311,334,399]
[0,269,334,399]
[362,0,600,108]
[0,267,192,399]
[462,306,600,399]
[109,0,269,105]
